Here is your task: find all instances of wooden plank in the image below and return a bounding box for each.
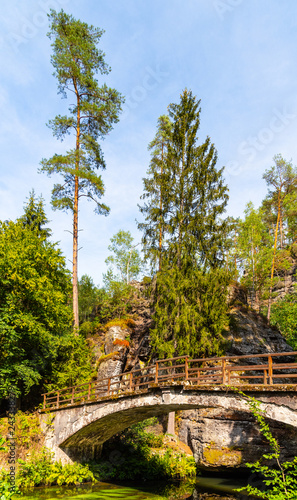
[188,366,221,372]
[271,363,297,369]
[227,364,269,371]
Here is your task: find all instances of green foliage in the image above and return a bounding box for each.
[91,418,196,482]
[139,114,173,272]
[44,333,93,393]
[151,265,230,358]
[139,90,230,359]
[78,274,100,323]
[99,270,136,321]
[237,202,273,310]
[0,436,20,499]
[269,289,297,349]
[262,154,297,247]
[18,190,51,239]
[0,447,94,489]
[105,230,143,283]
[0,207,72,398]
[0,481,19,500]
[39,9,124,327]
[40,9,123,216]
[236,392,297,499]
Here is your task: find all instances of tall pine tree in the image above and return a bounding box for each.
[40,10,123,328]
[139,90,230,358]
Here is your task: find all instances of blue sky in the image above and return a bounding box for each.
[1,0,297,285]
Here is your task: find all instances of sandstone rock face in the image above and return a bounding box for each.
[177,304,296,469]
[96,325,128,381]
[226,306,293,357]
[93,281,296,470]
[178,406,297,470]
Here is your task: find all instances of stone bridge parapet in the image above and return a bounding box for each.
[40,384,297,463]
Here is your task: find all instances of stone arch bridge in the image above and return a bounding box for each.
[40,352,297,463]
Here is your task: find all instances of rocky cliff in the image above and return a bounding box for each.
[91,281,296,470]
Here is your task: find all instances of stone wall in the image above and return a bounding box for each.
[178,407,297,470]
[92,281,296,470]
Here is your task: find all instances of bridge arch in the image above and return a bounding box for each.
[40,385,297,463]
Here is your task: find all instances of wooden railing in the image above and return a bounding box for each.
[42,351,297,411]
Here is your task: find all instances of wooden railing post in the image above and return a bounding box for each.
[155,362,159,384]
[222,359,227,384]
[88,382,91,400]
[268,356,273,385]
[264,369,267,385]
[56,391,60,409]
[71,387,74,404]
[107,378,111,395]
[43,394,46,410]
[185,357,189,381]
[129,372,133,391]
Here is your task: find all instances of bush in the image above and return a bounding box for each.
[269,290,297,349]
[91,418,196,482]
[236,392,297,499]
[0,447,94,489]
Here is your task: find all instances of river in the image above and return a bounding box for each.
[21,476,253,500]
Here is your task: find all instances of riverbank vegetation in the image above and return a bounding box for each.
[0,415,195,491]
[91,418,196,482]
[236,393,297,499]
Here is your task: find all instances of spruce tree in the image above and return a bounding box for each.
[139,115,172,271]
[40,10,123,328]
[18,190,51,239]
[139,90,230,358]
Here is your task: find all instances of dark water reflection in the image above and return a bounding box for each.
[21,477,253,500]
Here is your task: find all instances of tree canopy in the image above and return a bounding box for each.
[140,90,230,358]
[0,197,72,399]
[40,9,124,327]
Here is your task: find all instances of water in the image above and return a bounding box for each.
[21,476,252,500]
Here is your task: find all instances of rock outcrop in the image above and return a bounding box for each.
[93,280,296,470]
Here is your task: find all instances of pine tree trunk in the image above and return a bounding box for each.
[267,191,281,323]
[73,88,80,331]
[280,206,283,248]
[73,188,79,330]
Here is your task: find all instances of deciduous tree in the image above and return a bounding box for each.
[263,155,297,321]
[105,230,143,284]
[0,200,72,399]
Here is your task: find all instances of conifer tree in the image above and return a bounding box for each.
[139,115,172,271]
[18,190,51,239]
[40,10,123,328]
[140,90,230,358]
